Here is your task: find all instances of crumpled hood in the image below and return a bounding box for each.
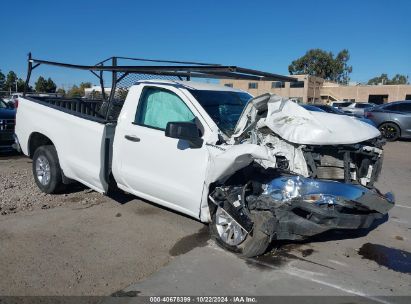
[232,94,380,145]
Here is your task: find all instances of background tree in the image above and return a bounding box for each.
[0,70,5,92]
[67,82,92,98]
[3,71,18,92]
[35,76,48,92]
[389,74,408,85]
[288,49,353,84]
[66,85,82,98]
[35,76,57,93]
[16,78,26,92]
[367,73,389,85]
[79,82,92,95]
[0,69,32,93]
[56,88,66,96]
[46,78,57,92]
[367,74,409,85]
[333,49,352,84]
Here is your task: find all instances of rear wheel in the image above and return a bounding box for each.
[210,206,272,257]
[32,145,63,194]
[379,122,400,141]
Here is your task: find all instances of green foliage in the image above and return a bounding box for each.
[3,71,18,92]
[0,70,5,90]
[66,82,92,98]
[46,78,57,92]
[368,74,388,85]
[116,88,128,100]
[66,85,82,98]
[79,82,92,90]
[0,70,28,93]
[17,78,26,92]
[34,76,47,92]
[288,49,353,84]
[56,88,66,96]
[390,74,408,84]
[35,76,57,93]
[368,74,409,85]
[0,69,53,94]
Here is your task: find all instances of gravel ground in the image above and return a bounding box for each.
[0,154,103,215]
[0,152,204,295]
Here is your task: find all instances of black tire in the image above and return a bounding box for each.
[210,207,272,258]
[379,122,400,141]
[32,145,63,194]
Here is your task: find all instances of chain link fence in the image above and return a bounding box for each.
[113,72,181,100]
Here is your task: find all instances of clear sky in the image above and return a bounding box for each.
[0,0,410,88]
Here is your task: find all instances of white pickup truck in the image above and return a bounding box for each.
[15,57,394,257]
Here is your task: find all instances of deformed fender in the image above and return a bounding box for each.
[206,143,276,182]
[199,143,276,222]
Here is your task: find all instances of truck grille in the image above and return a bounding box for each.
[304,141,384,187]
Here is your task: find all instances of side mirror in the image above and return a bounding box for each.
[165,121,203,148]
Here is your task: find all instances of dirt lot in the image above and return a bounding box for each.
[0,142,410,297]
[0,153,205,295]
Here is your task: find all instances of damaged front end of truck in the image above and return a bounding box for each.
[206,94,394,257]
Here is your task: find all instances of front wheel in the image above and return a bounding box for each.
[32,145,63,194]
[379,122,400,141]
[209,206,272,258]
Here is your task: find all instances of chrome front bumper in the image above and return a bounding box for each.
[265,175,395,213]
[254,175,395,240]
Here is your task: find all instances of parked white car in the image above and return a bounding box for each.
[7,93,23,108]
[340,102,376,116]
[14,57,394,257]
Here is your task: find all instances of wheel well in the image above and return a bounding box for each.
[28,132,54,158]
[378,121,401,135]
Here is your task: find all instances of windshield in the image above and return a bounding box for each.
[188,89,252,135]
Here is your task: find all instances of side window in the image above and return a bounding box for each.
[290,81,304,88]
[248,82,258,89]
[383,104,396,111]
[396,103,411,113]
[356,103,370,109]
[135,87,195,130]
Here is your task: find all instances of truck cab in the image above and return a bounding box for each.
[112,80,252,219]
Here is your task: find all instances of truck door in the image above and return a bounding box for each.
[113,85,210,219]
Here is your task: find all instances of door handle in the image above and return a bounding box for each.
[125,135,141,142]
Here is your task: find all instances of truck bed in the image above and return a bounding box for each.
[24,96,124,123]
[16,96,117,193]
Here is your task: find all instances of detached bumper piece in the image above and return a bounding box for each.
[248,175,395,240]
[215,175,395,242]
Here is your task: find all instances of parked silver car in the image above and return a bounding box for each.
[302,104,376,126]
[365,101,411,141]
